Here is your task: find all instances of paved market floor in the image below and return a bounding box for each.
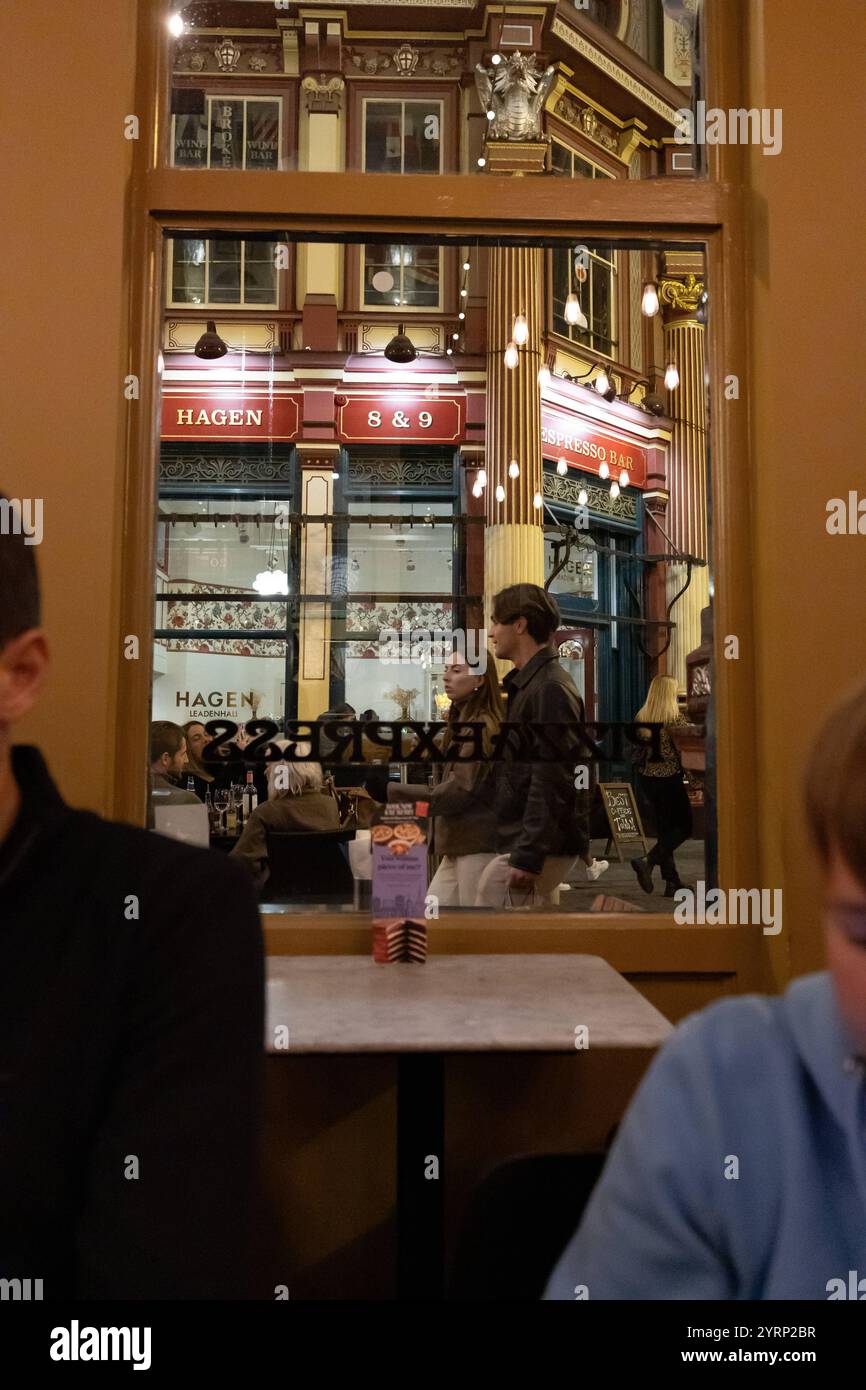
[556,838,707,914]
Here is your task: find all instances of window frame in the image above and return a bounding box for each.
[360,96,445,176]
[169,91,285,172]
[359,243,445,314]
[165,236,281,310]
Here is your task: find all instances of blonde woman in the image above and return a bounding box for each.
[630,674,693,897]
[392,648,504,907]
[231,740,339,887]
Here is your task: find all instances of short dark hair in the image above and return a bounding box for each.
[805,676,866,891]
[0,494,41,649]
[491,583,561,644]
[150,721,185,765]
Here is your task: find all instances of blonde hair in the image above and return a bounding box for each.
[635,674,681,728]
[266,740,325,799]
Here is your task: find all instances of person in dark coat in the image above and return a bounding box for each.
[0,501,265,1299]
[477,584,589,909]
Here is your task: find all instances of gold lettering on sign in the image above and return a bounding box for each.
[174,407,266,428]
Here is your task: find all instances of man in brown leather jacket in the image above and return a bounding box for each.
[476,584,588,908]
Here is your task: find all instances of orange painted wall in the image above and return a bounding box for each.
[1,1,138,814]
[747,0,866,983]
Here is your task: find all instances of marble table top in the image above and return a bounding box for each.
[265,954,673,1053]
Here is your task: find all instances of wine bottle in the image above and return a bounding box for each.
[243,770,258,819]
[225,791,238,835]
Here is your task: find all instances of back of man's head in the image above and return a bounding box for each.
[492,583,561,645]
[150,721,184,767]
[0,495,41,651]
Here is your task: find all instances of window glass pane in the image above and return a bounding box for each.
[401,246,439,306]
[591,254,613,348]
[171,239,206,304]
[403,102,440,173]
[208,239,242,304]
[173,111,208,167]
[210,99,244,169]
[550,141,571,176]
[245,101,280,170]
[365,102,403,172]
[545,537,598,600]
[363,246,403,306]
[551,247,570,338]
[573,154,596,179]
[243,242,277,305]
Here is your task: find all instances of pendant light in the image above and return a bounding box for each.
[538,363,552,389]
[641,282,660,317]
[512,313,529,346]
[664,361,680,390]
[503,340,519,369]
[495,483,505,502]
[556,456,568,476]
[508,459,520,479]
[564,293,587,329]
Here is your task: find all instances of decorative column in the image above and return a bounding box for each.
[659,252,709,693]
[296,445,338,720]
[484,246,545,618]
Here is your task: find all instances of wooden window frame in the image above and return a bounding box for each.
[169,86,289,171]
[347,80,460,175]
[165,235,282,311]
[121,0,756,915]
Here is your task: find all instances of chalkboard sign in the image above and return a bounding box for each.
[599,782,648,861]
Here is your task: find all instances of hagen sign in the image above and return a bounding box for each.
[336,394,464,443]
[541,406,648,487]
[161,393,300,441]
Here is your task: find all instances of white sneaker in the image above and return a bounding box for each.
[586,859,609,881]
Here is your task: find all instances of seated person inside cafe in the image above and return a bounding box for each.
[231,739,340,889]
[545,674,866,1300]
[149,719,201,816]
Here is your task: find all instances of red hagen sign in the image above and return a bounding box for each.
[336,394,464,444]
[541,405,648,487]
[161,392,300,441]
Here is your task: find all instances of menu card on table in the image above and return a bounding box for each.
[371,800,429,963]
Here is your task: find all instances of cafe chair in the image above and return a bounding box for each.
[264,828,356,904]
[447,1151,608,1301]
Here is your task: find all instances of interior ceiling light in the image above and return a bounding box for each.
[641,282,660,317]
[194,320,228,360]
[384,325,417,364]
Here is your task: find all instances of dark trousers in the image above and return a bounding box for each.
[638,772,693,881]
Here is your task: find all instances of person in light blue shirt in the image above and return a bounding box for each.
[545,677,866,1301]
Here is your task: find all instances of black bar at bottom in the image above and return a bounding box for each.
[397,1052,445,1301]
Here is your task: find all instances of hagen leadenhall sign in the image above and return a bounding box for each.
[161,393,300,441]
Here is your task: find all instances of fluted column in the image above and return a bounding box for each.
[659,254,709,694]
[484,246,545,621]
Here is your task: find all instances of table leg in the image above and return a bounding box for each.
[397,1052,444,1300]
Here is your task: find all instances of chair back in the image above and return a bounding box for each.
[264,828,355,903]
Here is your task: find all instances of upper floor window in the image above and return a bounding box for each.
[362,244,441,310]
[552,245,617,357]
[550,139,612,181]
[172,95,282,170]
[363,100,442,174]
[168,239,278,308]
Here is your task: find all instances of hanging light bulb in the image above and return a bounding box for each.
[452,332,460,341]
[619,469,630,488]
[664,361,680,390]
[168,13,185,37]
[486,109,496,122]
[533,492,543,510]
[460,287,468,298]
[458,311,465,321]
[610,481,621,500]
[599,461,610,480]
[503,340,519,369]
[641,282,660,317]
[472,480,483,499]
[556,456,568,476]
[508,459,520,479]
[463,260,471,271]
[446,347,453,355]
[491,53,503,65]
[512,313,529,346]
[478,469,487,488]
[538,363,551,390]
[495,483,506,502]
[564,293,587,328]
[477,157,487,168]
[595,369,611,396]
[577,488,589,507]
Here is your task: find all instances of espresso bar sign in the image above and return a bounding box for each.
[161,393,300,441]
[541,405,648,487]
